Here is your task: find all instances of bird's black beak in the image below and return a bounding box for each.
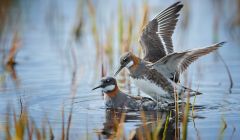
[92,84,103,90]
[114,65,124,76]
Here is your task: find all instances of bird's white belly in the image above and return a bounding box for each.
[132,77,170,100]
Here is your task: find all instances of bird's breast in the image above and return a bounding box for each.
[131,77,171,100]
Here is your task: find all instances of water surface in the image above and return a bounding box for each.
[0,0,240,139]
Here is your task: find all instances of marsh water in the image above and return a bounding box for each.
[0,0,240,139]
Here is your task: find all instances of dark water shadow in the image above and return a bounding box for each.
[96,103,206,140]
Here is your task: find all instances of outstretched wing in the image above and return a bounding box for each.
[151,42,225,81]
[139,1,183,63]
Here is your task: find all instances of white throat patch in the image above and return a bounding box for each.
[126,60,134,68]
[103,85,115,92]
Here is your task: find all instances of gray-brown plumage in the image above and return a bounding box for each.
[117,52,203,102]
[115,1,225,103]
[140,2,183,63]
[150,42,226,81]
[92,77,157,110]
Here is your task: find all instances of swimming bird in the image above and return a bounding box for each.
[114,1,225,103]
[92,76,157,110]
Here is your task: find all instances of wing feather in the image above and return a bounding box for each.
[151,42,225,81]
[139,1,183,63]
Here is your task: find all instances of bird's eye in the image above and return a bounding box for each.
[123,58,127,62]
[106,79,110,83]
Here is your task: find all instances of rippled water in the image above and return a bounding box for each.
[0,0,240,139]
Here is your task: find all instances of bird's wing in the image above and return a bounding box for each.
[151,42,225,80]
[139,1,183,63]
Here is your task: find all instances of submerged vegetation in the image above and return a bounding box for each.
[0,0,239,140]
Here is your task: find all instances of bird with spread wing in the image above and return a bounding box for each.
[114,1,225,103]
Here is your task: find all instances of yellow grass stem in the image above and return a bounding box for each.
[5,32,21,66]
[140,111,151,140]
[138,0,149,58]
[174,89,179,140]
[87,0,99,51]
[61,106,65,140]
[72,0,84,41]
[182,94,190,140]
[140,0,149,31]
[118,0,123,53]
[218,117,227,140]
[103,27,113,67]
[5,108,11,140]
[123,16,133,52]
[153,119,162,140]
[192,94,197,117]
[116,112,126,140]
[162,113,171,140]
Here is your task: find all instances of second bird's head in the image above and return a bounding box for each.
[92,77,118,94]
[114,52,137,76]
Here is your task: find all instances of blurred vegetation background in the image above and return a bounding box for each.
[0,0,240,139]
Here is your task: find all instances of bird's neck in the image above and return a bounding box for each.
[130,54,141,71]
[105,86,119,98]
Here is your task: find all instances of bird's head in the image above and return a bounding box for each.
[92,76,118,94]
[115,52,137,76]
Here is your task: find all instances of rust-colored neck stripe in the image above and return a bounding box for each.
[130,54,140,70]
[105,86,119,98]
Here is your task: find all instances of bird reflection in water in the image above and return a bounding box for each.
[98,109,176,140]
[96,103,206,140]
